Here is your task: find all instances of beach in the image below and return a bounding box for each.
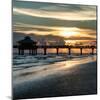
[13,55,97,99]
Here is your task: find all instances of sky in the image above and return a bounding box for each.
[13,0,97,45]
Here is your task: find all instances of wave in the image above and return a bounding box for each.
[13,54,96,71]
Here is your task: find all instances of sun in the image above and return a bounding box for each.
[60,31,79,37]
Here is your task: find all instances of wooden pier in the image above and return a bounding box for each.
[13,36,96,55]
[13,45,96,55]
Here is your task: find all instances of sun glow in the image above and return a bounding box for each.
[60,31,79,37]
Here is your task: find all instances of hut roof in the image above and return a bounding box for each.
[18,36,37,44]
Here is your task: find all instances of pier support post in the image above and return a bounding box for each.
[80,48,83,55]
[56,48,59,55]
[44,48,47,55]
[92,48,94,55]
[68,48,71,55]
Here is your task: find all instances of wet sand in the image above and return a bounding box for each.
[13,57,97,100]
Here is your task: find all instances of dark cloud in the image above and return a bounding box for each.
[13,0,96,13]
[13,26,56,32]
[13,14,96,30]
[13,0,50,9]
[40,4,94,12]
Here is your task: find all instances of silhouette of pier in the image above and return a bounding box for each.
[14,45,96,55]
[13,36,96,55]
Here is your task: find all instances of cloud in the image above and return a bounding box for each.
[13,7,96,21]
[65,36,96,40]
[13,1,96,13]
[13,22,96,41]
[13,13,96,31]
[13,1,96,41]
[13,1,96,31]
[13,25,56,32]
[13,32,96,45]
[13,22,96,33]
[40,3,96,14]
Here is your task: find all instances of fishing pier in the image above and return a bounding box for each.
[13,36,96,55]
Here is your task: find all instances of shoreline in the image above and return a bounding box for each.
[13,54,96,69]
[13,56,97,99]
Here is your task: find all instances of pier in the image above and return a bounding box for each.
[13,45,96,55]
[13,36,96,55]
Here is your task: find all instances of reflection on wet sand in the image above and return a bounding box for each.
[13,55,96,85]
[13,55,97,99]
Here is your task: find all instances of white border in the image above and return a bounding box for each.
[0,0,100,100]
[0,0,11,100]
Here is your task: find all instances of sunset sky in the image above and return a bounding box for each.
[13,1,97,45]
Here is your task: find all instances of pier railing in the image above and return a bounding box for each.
[13,45,96,55]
